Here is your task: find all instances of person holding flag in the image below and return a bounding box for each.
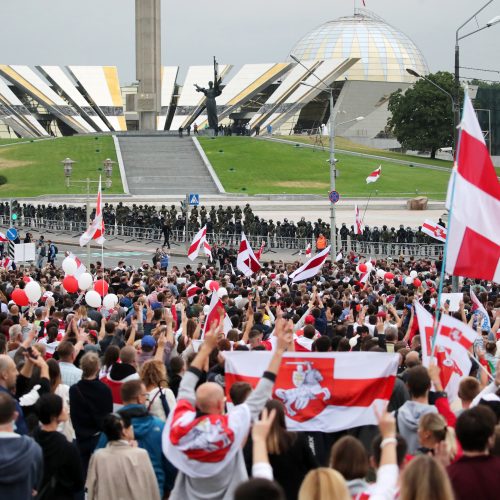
[79,177,105,247]
[162,317,293,499]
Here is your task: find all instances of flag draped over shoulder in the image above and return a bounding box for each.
[445,93,500,283]
[225,351,398,432]
[201,290,232,338]
[79,177,105,246]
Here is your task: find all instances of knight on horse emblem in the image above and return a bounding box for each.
[275,361,331,417]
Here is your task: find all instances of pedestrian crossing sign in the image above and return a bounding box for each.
[189,193,200,206]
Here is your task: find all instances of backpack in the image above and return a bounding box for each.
[53,245,58,254]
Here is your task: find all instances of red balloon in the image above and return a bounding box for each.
[94,279,109,297]
[22,276,31,283]
[384,272,395,280]
[63,275,79,293]
[358,263,367,273]
[413,278,422,287]
[209,281,220,292]
[12,288,29,307]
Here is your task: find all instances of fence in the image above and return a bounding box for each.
[1,215,444,259]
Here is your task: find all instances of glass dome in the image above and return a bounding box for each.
[289,10,428,83]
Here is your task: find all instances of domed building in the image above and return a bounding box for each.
[274,9,429,142]
[289,11,428,83]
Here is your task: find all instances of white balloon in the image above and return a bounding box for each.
[24,281,42,302]
[204,280,213,291]
[366,262,374,272]
[217,287,228,299]
[376,269,386,279]
[404,276,414,285]
[78,273,93,291]
[410,270,418,278]
[85,290,101,308]
[102,293,118,309]
[62,257,78,276]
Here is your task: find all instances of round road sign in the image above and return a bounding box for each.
[329,190,340,204]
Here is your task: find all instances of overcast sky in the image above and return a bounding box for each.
[1,0,499,84]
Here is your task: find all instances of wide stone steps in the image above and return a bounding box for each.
[118,136,220,195]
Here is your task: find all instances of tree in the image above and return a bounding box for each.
[387,72,460,158]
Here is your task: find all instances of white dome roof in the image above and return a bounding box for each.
[289,11,428,83]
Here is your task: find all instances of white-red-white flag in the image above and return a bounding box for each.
[290,245,330,283]
[67,252,87,277]
[354,204,363,235]
[202,239,212,260]
[422,219,447,243]
[79,177,105,246]
[255,240,266,260]
[1,256,13,270]
[366,166,381,184]
[0,232,7,242]
[201,289,232,337]
[187,225,207,261]
[186,284,201,304]
[446,93,500,282]
[416,302,473,402]
[305,243,311,258]
[225,351,398,432]
[236,232,261,277]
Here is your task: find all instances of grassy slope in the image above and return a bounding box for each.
[199,136,451,199]
[280,135,455,167]
[0,136,123,197]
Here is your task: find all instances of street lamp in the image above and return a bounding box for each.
[61,158,76,188]
[103,158,115,189]
[292,54,364,262]
[61,159,103,267]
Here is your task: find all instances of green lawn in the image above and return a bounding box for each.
[199,136,451,199]
[0,135,123,197]
[279,135,455,168]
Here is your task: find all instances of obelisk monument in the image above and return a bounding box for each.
[135,0,161,130]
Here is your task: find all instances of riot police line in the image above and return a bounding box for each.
[1,212,445,259]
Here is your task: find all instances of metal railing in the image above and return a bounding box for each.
[1,215,445,259]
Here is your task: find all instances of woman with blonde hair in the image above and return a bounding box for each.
[418,412,458,461]
[298,468,350,500]
[400,455,454,500]
[140,359,176,420]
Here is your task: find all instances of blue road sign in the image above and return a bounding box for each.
[189,193,200,206]
[6,227,18,241]
[329,190,340,204]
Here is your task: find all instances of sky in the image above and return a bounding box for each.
[1,0,499,84]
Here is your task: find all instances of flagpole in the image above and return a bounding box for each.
[85,178,91,268]
[361,187,374,223]
[430,102,464,358]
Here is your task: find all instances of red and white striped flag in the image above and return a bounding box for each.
[187,225,207,261]
[186,284,201,304]
[67,252,87,277]
[446,93,500,282]
[225,351,398,432]
[422,219,447,243]
[0,232,7,242]
[290,245,330,283]
[203,239,212,260]
[201,289,233,337]
[1,256,13,270]
[366,166,381,184]
[305,243,311,258]
[416,302,473,402]
[236,232,261,277]
[255,241,266,260]
[354,204,363,235]
[79,177,105,246]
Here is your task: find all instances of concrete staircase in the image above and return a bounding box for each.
[117,136,220,196]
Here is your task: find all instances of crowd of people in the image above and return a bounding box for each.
[1,201,445,255]
[0,251,499,500]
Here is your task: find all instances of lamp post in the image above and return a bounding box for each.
[294,68,363,262]
[103,158,115,189]
[62,160,104,268]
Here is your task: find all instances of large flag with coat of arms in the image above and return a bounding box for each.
[224,351,398,432]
